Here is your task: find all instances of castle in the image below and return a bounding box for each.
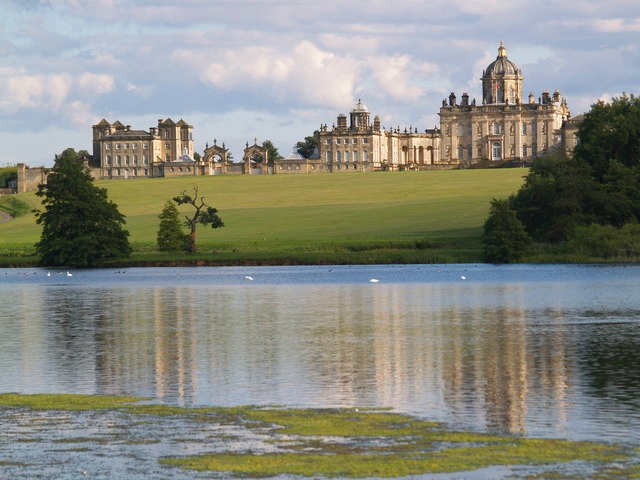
[317,41,573,171]
[15,42,578,191]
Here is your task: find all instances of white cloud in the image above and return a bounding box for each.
[78,73,114,95]
[2,75,46,111]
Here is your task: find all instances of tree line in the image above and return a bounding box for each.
[483,94,640,263]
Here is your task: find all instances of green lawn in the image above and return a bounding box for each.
[0,169,527,265]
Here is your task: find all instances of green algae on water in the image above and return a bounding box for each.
[162,407,629,478]
[0,394,634,478]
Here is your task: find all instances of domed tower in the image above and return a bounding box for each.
[349,99,370,131]
[482,41,523,104]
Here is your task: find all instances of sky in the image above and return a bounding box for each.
[1,0,639,167]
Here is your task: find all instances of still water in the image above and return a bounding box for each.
[1,263,640,446]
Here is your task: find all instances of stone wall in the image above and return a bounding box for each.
[16,163,102,193]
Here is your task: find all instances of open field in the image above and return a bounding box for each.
[0,169,527,265]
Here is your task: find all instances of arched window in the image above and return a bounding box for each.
[492,142,502,161]
[492,122,501,135]
[457,145,464,159]
[532,143,538,156]
[522,145,528,157]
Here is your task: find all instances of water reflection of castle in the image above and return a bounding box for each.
[90,283,571,432]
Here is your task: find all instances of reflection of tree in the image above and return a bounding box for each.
[580,321,640,405]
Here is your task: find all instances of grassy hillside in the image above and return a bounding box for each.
[0,169,526,265]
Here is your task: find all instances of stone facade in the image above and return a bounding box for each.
[92,118,195,178]
[318,100,441,172]
[318,42,572,170]
[439,41,570,165]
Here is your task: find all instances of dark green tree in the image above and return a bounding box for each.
[157,200,187,252]
[296,131,320,158]
[173,185,224,253]
[573,94,640,180]
[34,148,131,267]
[262,140,282,164]
[510,151,606,242]
[482,198,531,263]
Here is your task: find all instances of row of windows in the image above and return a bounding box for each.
[456,143,538,159]
[108,168,149,177]
[456,122,539,136]
[105,143,149,150]
[105,155,149,166]
[325,138,369,145]
[162,131,193,140]
[326,151,370,162]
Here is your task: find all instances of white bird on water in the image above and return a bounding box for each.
[245,275,254,281]
[67,271,73,277]
[369,278,380,283]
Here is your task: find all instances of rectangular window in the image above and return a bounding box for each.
[352,138,358,144]
[105,144,111,150]
[125,143,129,149]
[522,123,527,135]
[116,143,121,150]
[326,138,332,145]
[143,143,148,149]
[362,138,368,144]
[133,155,138,164]
[336,138,341,144]
[132,144,138,150]
[353,151,358,162]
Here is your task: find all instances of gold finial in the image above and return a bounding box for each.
[498,40,507,57]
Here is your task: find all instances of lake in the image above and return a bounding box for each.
[1,264,640,476]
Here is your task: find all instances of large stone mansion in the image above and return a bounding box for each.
[89,41,575,179]
[317,41,574,172]
[15,42,579,190]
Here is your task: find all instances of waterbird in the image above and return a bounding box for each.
[460,276,466,280]
[245,275,254,281]
[67,271,73,277]
[369,278,380,283]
